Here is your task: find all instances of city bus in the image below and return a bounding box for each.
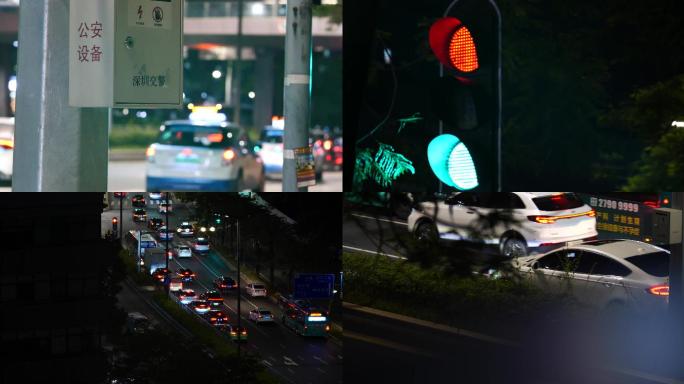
[126,230,159,256]
[279,295,330,337]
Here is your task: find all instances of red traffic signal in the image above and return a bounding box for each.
[429,17,479,74]
[112,217,118,224]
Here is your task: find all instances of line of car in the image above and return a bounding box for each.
[408,192,671,316]
[129,194,293,341]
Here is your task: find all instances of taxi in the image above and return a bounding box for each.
[258,116,323,181]
[146,105,264,192]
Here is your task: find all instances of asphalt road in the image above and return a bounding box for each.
[345,302,684,384]
[103,196,342,384]
[343,209,684,384]
[108,161,342,192]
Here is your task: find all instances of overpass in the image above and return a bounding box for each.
[0,0,342,127]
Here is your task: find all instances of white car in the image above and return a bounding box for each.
[0,117,14,182]
[249,308,274,323]
[176,222,194,237]
[158,201,173,213]
[148,192,163,200]
[259,125,284,179]
[145,119,264,192]
[158,226,174,241]
[408,192,597,257]
[175,245,192,258]
[246,283,267,297]
[511,239,670,315]
[192,237,210,254]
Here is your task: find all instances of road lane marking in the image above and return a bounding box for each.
[344,302,518,347]
[345,330,443,360]
[283,356,299,366]
[342,245,407,260]
[193,253,222,278]
[286,368,295,374]
[351,213,408,226]
[313,356,329,365]
[262,360,273,367]
[316,367,326,373]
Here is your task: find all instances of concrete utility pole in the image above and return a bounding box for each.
[13,0,109,191]
[283,0,313,192]
[232,0,244,125]
[669,193,684,332]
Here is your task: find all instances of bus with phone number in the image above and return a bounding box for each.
[279,295,330,337]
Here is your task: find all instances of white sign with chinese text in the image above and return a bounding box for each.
[69,0,183,108]
[69,0,115,107]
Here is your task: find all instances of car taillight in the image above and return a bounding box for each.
[223,149,236,164]
[648,284,669,296]
[230,331,237,335]
[210,317,217,321]
[325,325,330,331]
[587,209,596,217]
[241,331,247,335]
[528,216,556,224]
[0,139,13,150]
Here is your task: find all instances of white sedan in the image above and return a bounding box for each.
[510,239,669,315]
[249,308,274,323]
[159,201,173,213]
[175,245,192,258]
[158,226,174,241]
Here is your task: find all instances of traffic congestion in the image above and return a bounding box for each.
[104,193,342,384]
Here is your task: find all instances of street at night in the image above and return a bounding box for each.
[344,192,684,384]
[1,193,341,383]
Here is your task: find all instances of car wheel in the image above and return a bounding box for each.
[500,237,527,258]
[415,221,438,243]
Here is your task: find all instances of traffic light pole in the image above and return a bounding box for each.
[119,195,123,241]
[14,0,109,191]
[236,218,241,357]
[670,193,683,346]
[165,194,170,271]
[283,0,313,192]
[440,0,502,192]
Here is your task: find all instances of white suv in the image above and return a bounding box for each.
[246,283,267,297]
[407,192,597,257]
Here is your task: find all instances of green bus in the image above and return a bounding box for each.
[280,297,330,337]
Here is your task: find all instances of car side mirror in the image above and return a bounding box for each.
[531,262,539,270]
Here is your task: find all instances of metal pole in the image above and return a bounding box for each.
[13,0,109,191]
[669,193,683,337]
[165,194,170,270]
[232,0,243,125]
[236,218,241,357]
[137,230,142,273]
[442,0,502,192]
[119,196,123,241]
[283,0,313,192]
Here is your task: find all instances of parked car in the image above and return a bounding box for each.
[408,192,597,257]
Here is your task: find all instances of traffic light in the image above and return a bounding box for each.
[425,0,501,191]
[112,217,118,233]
